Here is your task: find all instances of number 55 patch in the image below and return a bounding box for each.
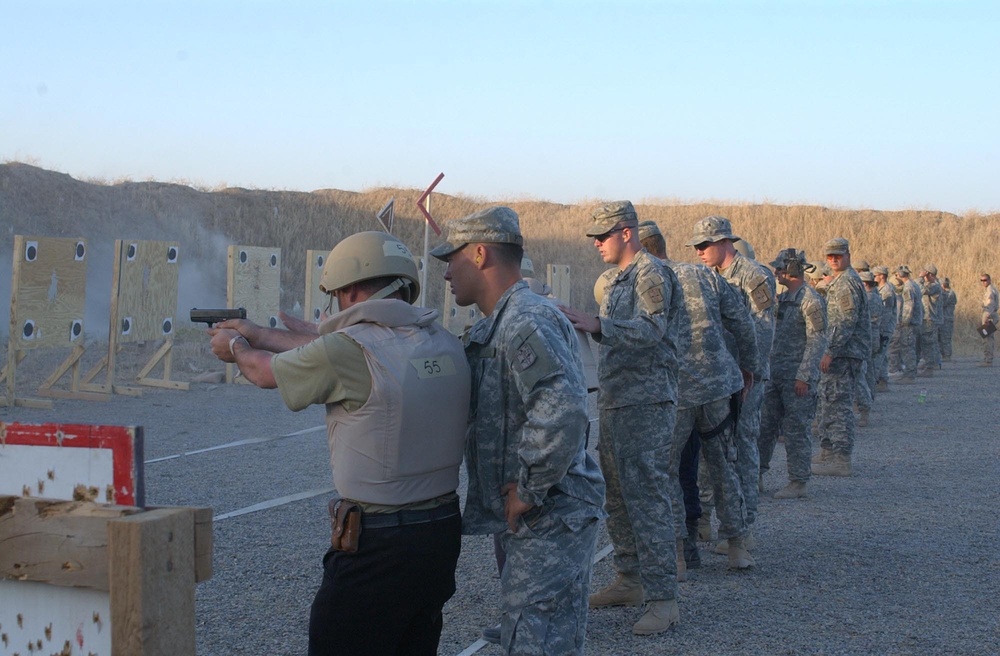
[410,355,457,379]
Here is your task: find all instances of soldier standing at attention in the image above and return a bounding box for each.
[872,265,898,392]
[562,200,684,636]
[811,238,870,477]
[856,270,881,427]
[759,249,827,499]
[917,264,944,375]
[939,278,957,361]
[434,206,606,655]
[981,273,999,366]
[893,265,923,383]
[688,216,775,544]
[208,232,470,656]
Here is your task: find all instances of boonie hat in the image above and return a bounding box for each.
[430,206,523,260]
[823,237,850,256]
[686,215,739,246]
[872,265,889,276]
[585,200,639,237]
[895,264,911,276]
[858,270,875,283]
[805,262,826,280]
[637,220,662,241]
[855,259,871,271]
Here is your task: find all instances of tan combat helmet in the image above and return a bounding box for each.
[593,267,619,306]
[320,231,420,304]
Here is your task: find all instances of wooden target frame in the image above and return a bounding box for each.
[546,264,572,305]
[227,245,281,383]
[304,248,336,323]
[2,236,97,408]
[82,239,188,396]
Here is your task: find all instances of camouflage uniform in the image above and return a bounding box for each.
[983,280,1000,365]
[896,271,923,380]
[760,281,827,483]
[715,252,775,525]
[665,260,763,540]
[855,278,881,411]
[939,284,957,359]
[917,270,943,370]
[433,207,606,655]
[816,260,870,457]
[874,269,898,385]
[594,247,683,604]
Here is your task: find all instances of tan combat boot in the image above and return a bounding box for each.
[675,538,687,582]
[875,379,889,393]
[727,536,756,569]
[773,481,808,499]
[714,528,754,554]
[811,448,833,465]
[632,599,680,636]
[858,408,870,427]
[812,453,852,477]
[589,572,643,608]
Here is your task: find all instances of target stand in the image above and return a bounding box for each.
[226,245,281,384]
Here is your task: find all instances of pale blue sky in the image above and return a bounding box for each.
[3,0,998,213]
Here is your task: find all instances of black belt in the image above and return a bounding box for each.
[361,499,460,530]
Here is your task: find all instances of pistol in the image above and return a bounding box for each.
[190,307,248,325]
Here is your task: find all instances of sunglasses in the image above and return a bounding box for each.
[981,279,990,283]
[693,242,713,252]
[595,228,625,243]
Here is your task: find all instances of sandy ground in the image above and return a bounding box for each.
[3,340,999,655]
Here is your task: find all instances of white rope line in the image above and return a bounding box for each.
[145,425,325,463]
[214,487,334,521]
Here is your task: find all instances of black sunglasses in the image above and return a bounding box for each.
[595,228,626,243]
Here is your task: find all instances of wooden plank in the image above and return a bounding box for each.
[227,244,281,384]
[546,263,572,305]
[115,240,180,344]
[0,579,111,656]
[109,508,196,656]
[0,496,141,590]
[10,236,88,351]
[147,506,214,583]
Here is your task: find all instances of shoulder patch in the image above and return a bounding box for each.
[837,288,855,314]
[509,320,562,391]
[749,279,775,312]
[636,270,667,314]
[805,303,826,333]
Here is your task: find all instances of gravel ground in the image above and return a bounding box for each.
[5,353,999,655]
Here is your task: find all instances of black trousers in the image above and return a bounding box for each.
[308,511,462,656]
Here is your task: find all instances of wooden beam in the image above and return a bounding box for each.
[0,497,141,591]
[109,508,196,656]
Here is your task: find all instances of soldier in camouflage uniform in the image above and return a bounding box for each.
[892,265,923,383]
[637,225,761,566]
[939,278,957,361]
[981,273,999,366]
[759,249,827,499]
[433,207,606,655]
[872,265,898,392]
[916,264,944,375]
[811,238,870,477]
[855,270,880,427]
[561,201,683,636]
[688,216,775,543]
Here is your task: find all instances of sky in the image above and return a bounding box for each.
[3,0,999,214]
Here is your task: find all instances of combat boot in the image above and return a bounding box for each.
[714,528,754,555]
[727,536,755,569]
[917,367,934,377]
[774,481,808,499]
[683,527,701,569]
[696,514,713,542]
[632,599,679,635]
[812,453,852,477]
[875,379,889,393]
[675,538,687,582]
[589,572,643,608]
[811,448,833,465]
[858,408,870,427]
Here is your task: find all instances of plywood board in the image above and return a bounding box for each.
[304,249,335,322]
[115,240,180,343]
[0,579,111,656]
[227,245,280,329]
[10,235,88,350]
[442,281,481,336]
[0,423,145,507]
[546,264,572,306]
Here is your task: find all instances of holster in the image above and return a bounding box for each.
[328,499,362,553]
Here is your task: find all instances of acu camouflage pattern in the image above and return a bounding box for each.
[918,279,943,367]
[982,283,999,364]
[718,251,775,525]
[939,287,957,359]
[816,358,863,456]
[594,249,682,409]
[461,281,605,654]
[824,268,871,362]
[856,285,882,411]
[876,282,899,381]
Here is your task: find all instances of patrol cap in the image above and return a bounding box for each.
[921,263,938,276]
[585,200,639,237]
[872,265,889,276]
[637,220,662,241]
[859,270,876,283]
[430,206,523,260]
[733,238,756,260]
[686,215,740,246]
[895,264,911,276]
[823,237,850,255]
[855,259,870,271]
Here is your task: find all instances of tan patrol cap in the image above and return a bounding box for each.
[637,220,662,241]
[585,200,639,237]
[872,265,889,276]
[686,215,739,247]
[430,206,523,260]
